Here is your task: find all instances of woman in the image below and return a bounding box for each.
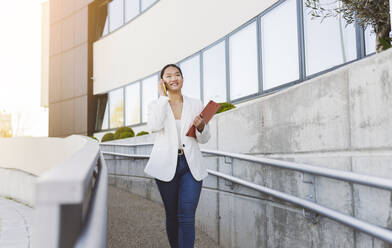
[144,64,211,248]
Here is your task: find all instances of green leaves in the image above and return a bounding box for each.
[379,36,392,50]
[217,102,236,114]
[136,131,149,136]
[101,128,150,142]
[304,0,391,51]
[114,127,135,139]
[101,133,115,142]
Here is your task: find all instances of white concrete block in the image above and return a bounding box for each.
[196,188,219,243]
[349,52,392,149]
[219,191,267,248]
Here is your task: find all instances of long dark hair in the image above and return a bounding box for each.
[160,64,183,79]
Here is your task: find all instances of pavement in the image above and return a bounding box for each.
[0,186,218,248]
[108,186,219,248]
[0,198,33,248]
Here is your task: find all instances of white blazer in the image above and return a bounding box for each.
[144,95,211,182]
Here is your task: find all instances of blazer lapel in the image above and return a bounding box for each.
[180,95,192,137]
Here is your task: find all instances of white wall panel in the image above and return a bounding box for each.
[202,41,226,103]
[261,0,299,90]
[229,22,258,100]
[93,0,278,94]
[179,55,201,100]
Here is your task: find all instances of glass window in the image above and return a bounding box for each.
[109,88,124,128]
[261,0,299,90]
[125,0,140,22]
[179,55,201,100]
[303,0,357,76]
[364,27,376,55]
[102,101,109,130]
[125,82,141,126]
[229,21,259,100]
[141,0,157,12]
[109,0,124,32]
[102,16,109,36]
[142,74,158,122]
[202,41,227,103]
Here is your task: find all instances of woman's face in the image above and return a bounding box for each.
[162,66,183,93]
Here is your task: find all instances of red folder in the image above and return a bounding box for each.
[186,100,221,138]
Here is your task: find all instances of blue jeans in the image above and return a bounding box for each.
[155,154,203,248]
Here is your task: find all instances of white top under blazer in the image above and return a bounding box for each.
[175,120,182,149]
[144,95,211,182]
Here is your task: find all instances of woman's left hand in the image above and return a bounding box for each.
[193,114,206,132]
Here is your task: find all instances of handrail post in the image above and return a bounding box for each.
[302,173,318,224]
[224,156,236,190]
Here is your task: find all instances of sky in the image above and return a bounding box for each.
[0,0,48,136]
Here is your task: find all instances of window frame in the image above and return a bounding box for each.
[96,0,370,132]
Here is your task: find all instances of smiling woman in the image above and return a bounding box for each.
[142,63,211,247]
[0,0,48,137]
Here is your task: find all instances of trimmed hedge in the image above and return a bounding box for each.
[217,102,236,114]
[101,133,115,142]
[119,132,134,139]
[88,136,98,141]
[114,127,134,139]
[136,131,149,136]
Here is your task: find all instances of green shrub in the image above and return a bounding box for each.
[119,132,134,139]
[101,132,115,142]
[136,131,149,136]
[114,126,134,139]
[217,102,236,114]
[88,135,98,141]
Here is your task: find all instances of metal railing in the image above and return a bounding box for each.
[33,136,108,248]
[101,142,392,244]
[100,142,153,147]
[201,149,392,191]
[75,152,108,248]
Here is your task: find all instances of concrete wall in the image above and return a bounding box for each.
[93,0,278,94]
[101,48,392,247]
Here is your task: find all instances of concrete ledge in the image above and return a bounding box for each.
[0,135,88,176]
[0,135,96,206]
[0,168,36,207]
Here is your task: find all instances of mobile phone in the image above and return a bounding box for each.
[162,81,168,94]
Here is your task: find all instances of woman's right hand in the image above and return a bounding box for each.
[158,79,168,97]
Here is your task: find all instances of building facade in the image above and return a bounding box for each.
[41,1,50,109]
[48,0,99,137]
[48,0,376,139]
